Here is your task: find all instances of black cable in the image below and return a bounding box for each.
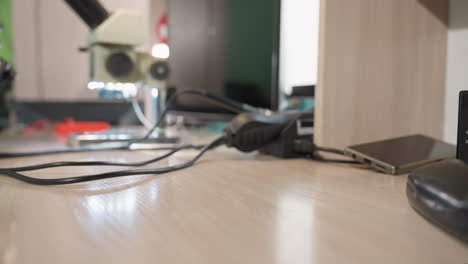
[0,86,361,186]
[314,146,347,156]
[137,89,260,141]
[0,137,225,185]
[312,147,360,164]
[171,89,260,113]
[311,155,360,164]
[0,142,130,159]
[3,144,203,172]
[0,89,259,159]
[293,139,358,164]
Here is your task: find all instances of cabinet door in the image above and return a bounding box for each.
[316,0,448,148]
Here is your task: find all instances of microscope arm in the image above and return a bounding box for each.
[63,0,169,129]
[63,0,109,29]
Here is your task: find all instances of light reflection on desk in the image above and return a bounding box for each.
[275,188,315,264]
[85,181,160,222]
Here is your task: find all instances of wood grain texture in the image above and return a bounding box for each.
[0,133,467,264]
[316,0,449,148]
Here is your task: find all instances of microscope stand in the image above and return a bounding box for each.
[67,87,179,148]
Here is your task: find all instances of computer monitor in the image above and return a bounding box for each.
[168,0,281,112]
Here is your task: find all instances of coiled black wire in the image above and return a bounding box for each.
[3,144,203,172]
[0,137,225,185]
[136,89,261,141]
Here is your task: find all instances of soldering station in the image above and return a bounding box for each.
[1,0,467,256]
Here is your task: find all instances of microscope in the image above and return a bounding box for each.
[64,0,176,145]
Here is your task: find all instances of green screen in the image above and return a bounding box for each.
[224,0,278,108]
[0,0,13,64]
[0,0,12,128]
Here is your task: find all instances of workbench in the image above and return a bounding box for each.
[0,132,467,264]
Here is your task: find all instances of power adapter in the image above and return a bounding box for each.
[223,110,315,158]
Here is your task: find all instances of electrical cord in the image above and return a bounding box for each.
[311,155,360,164]
[306,148,360,164]
[0,137,225,185]
[0,89,359,186]
[0,125,357,186]
[314,146,347,156]
[293,139,359,164]
[137,89,262,142]
[0,89,258,159]
[0,142,130,159]
[3,144,203,172]
[131,98,153,129]
[130,89,249,132]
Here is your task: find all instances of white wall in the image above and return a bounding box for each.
[444,0,468,143]
[279,0,320,95]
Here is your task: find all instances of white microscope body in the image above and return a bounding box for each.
[86,10,169,125]
[64,0,174,145]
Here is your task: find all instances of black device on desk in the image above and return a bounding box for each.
[223,110,314,158]
[407,91,468,244]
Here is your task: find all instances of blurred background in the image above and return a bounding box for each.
[1,0,319,131]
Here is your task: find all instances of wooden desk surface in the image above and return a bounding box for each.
[0,133,467,264]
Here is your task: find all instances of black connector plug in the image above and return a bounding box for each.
[223,112,297,152]
[293,139,317,155]
[223,111,315,158]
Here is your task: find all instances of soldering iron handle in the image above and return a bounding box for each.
[64,0,109,29]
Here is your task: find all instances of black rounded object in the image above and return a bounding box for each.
[149,61,170,80]
[407,159,468,244]
[0,58,15,83]
[106,52,133,78]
